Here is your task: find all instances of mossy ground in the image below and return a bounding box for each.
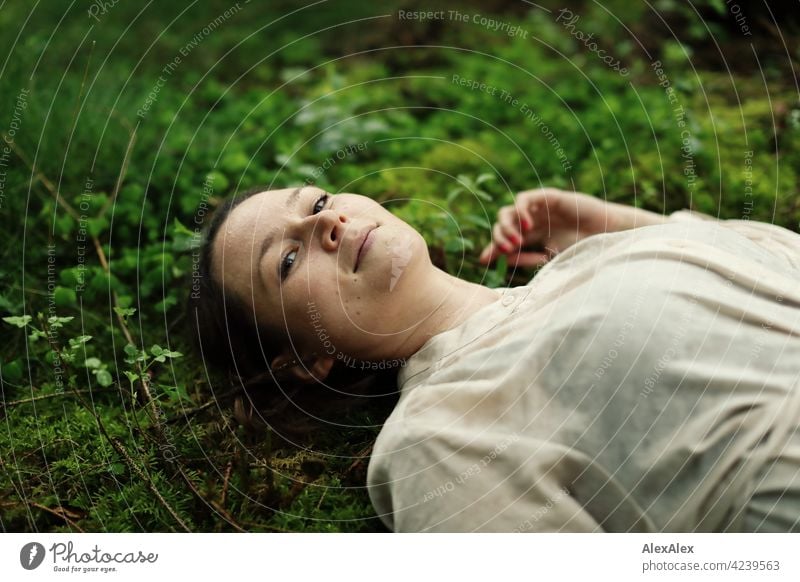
[1,1,798,531]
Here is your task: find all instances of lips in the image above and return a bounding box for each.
[354,225,376,272]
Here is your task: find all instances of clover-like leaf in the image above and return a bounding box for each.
[3,315,32,328]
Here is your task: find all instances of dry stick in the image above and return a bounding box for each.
[38,318,191,532]
[7,136,162,441]
[1,387,115,408]
[176,465,245,533]
[165,386,240,423]
[98,121,138,219]
[345,443,373,476]
[4,136,81,221]
[29,501,86,533]
[109,437,191,532]
[220,460,233,508]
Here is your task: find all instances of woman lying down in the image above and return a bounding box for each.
[188,185,800,532]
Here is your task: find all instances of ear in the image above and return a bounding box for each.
[271,351,335,384]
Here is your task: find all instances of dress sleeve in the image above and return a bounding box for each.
[372,423,605,532]
[667,208,800,273]
[667,208,719,222]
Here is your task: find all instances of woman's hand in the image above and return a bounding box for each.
[478,188,664,267]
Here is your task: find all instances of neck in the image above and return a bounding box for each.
[391,267,501,361]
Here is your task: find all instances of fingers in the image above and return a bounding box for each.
[478,187,570,268]
[497,206,529,247]
[479,242,499,264]
[478,242,551,268]
[492,221,515,253]
[508,250,551,268]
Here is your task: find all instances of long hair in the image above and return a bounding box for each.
[184,185,399,440]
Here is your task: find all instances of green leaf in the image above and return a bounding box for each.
[473,189,493,202]
[463,214,491,230]
[446,187,463,204]
[172,218,195,237]
[113,306,136,319]
[28,329,47,342]
[150,345,163,356]
[84,357,102,369]
[48,316,75,330]
[96,369,113,387]
[88,217,109,238]
[154,295,178,313]
[123,370,139,384]
[160,384,191,404]
[54,286,77,308]
[123,344,138,357]
[1,359,23,383]
[3,315,32,328]
[68,335,92,349]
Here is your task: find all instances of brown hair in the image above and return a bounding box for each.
[184,186,399,439]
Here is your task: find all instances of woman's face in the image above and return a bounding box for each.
[211,186,430,362]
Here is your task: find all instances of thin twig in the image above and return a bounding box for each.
[109,437,191,532]
[98,122,137,218]
[345,443,373,476]
[165,387,240,423]
[2,137,81,221]
[1,387,115,408]
[29,502,86,533]
[220,460,233,508]
[9,134,206,532]
[177,466,245,532]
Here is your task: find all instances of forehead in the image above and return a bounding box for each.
[211,187,299,289]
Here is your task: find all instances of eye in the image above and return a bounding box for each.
[279,193,330,281]
[312,193,329,214]
[279,250,296,281]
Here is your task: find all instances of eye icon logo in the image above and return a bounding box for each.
[20,542,46,570]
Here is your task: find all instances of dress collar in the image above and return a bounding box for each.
[398,283,534,391]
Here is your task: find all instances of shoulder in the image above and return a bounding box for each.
[367,409,601,532]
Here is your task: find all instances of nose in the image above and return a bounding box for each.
[307,208,347,252]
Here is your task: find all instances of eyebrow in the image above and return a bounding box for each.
[257,186,304,281]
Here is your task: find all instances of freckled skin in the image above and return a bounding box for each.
[212,186,431,362]
[212,186,501,379]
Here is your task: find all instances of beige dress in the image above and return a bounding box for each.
[367,210,800,532]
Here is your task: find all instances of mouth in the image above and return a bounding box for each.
[354,225,377,272]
